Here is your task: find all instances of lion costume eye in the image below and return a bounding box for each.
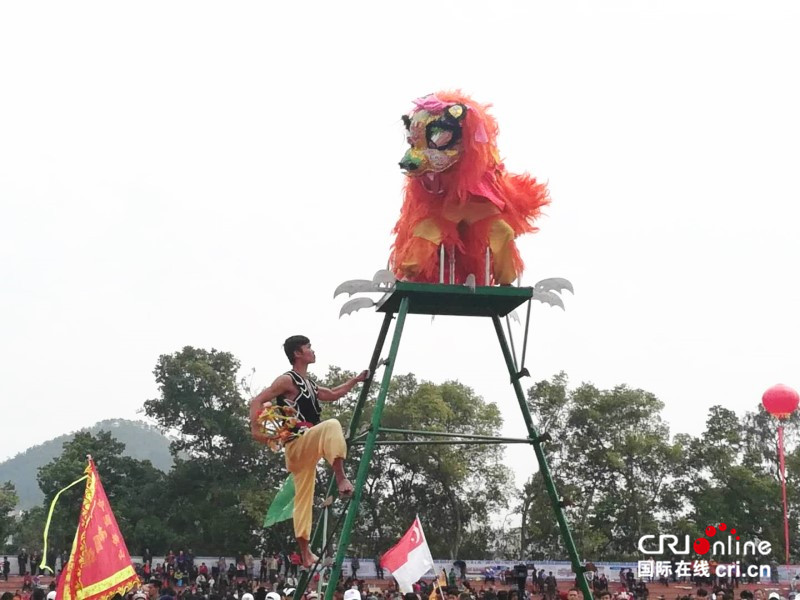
[428,127,453,149]
[425,119,461,150]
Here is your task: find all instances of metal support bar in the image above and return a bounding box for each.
[350,429,370,442]
[345,312,394,441]
[353,438,533,446]
[520,298,532,372]
[439,245,445,284]
[378,427,532,442]
[485,247,491,286]
[491,315,592,600]
[506,314,519,372]
[325,296,410,600]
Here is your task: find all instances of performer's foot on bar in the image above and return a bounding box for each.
[332,457,354,499]
[338,478,354,499]
[301,550,319,569]
[298,537,318,569]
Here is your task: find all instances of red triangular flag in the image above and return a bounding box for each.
[57,458,139,600]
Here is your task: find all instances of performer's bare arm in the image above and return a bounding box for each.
[317,370,369,402]
[249,374,294,444]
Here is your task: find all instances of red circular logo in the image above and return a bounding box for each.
[694,538,711,554]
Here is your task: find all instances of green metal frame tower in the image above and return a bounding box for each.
[293,281,592,600]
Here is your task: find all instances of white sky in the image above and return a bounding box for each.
[2,1,799,490]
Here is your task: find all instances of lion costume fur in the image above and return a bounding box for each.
[390,90,549,285]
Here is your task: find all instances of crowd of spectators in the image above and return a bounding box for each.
[3,549,799,600]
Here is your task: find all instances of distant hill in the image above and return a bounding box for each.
[0,419,175,510]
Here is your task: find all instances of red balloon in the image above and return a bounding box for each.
[762,384,800,419]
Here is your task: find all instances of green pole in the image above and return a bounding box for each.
[293,312,394,600]
[324,296,410,600]
[491,315,593,600]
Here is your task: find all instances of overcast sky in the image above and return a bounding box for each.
[2,1,799,488]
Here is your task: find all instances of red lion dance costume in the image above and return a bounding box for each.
[391,91,549,285]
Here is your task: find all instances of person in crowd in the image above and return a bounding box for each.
[544,571,557,600]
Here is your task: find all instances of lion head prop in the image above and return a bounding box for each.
[390,91,549,285]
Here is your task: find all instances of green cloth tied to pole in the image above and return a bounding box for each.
[264,475,294,527]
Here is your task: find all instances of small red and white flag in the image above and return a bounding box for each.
[380,516,435,593]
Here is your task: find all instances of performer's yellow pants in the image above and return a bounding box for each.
[284,419,347,540]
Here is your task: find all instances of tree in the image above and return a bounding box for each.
[684,405,800,560]
[143,347,286,553]
[13,505,46,555]
[519,376,800,563]
[520,373,683,560]
[0,481,18,550]
[144,347,251,461]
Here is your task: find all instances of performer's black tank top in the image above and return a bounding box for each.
[277,370,321,427]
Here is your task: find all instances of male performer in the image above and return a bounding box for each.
[249,335,368,568]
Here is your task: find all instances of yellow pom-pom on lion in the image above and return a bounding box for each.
[390,91,549,285]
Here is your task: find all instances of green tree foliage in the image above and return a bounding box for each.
[521,373,683,560]
[683,405,800,560]
[13,505,46,555]
[143,347,287,554]
[144,347,250,460]
[0,481,19,549]
[519,374,800,562]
